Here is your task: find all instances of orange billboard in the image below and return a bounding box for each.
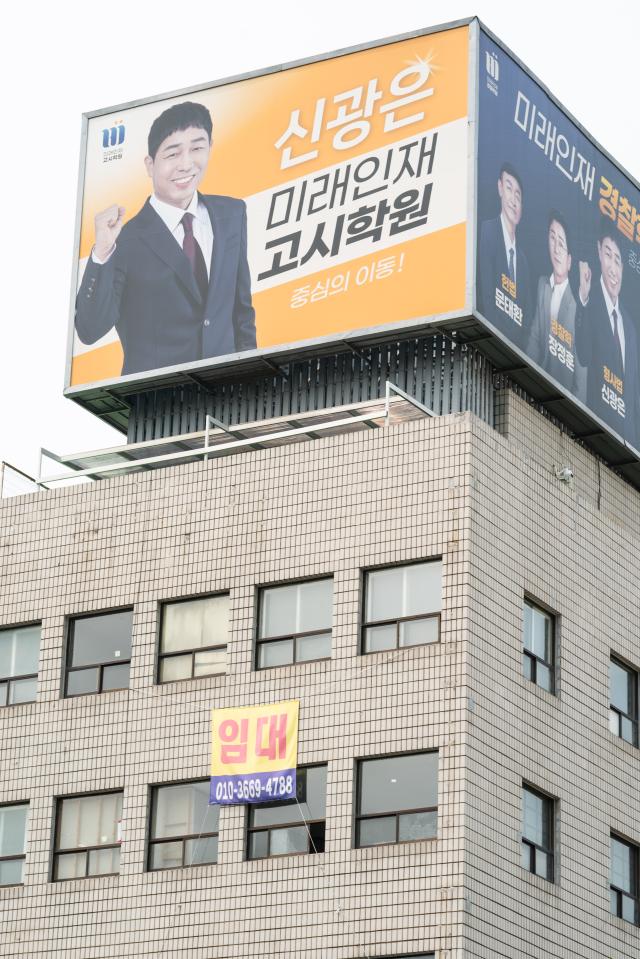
[68,25,470,389]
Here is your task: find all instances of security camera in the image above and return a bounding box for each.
[556,466,574,483]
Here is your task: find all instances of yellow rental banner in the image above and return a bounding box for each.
[70,25,470,389]
[210,700,299,804]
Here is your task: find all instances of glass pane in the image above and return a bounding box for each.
[269,825,308,856]
[55,851,86,880]
[150,840,183,870]
[185,835,218,866]
[70,611,133,667]
[248,830,269,860]
[521,842,532,871]
[162,596,229,654]
[260,584,299,638]
[535,850,548,880]
[88,846,120,876]
[153,782,218,840]
[301,766,327,821]
[252,800,299,828]
[364,625,396,653]
[0,625,40,679]
[59,793,122,849]
[9,677,37,705]
[257,639,294,669]
[160,654,192,683]
[398,810,437,841]
[0,858,23,885]
[0,683,6,706]
[296,632,331,662]
[536,663,552,692]
[611,837,632,892]
[102,662,130,691]
[0,804,28,856]
[523,601,533,653]
[622,893,637,923]
[621,716,635,745]
[296,580,333,633]
[399,617,439,648]
[66,667,99,696]
[367,563,441,623]
[610,660,632,713]
[358,816,396,847]
[359,753,438,816]
[193,647,227,677]
[610,709,621,736]
[610,888,619,916]
[522,789,544,846]
[523,653,533,681]
[530,606,550,660]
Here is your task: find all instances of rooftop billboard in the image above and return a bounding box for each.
[67,24,470,390]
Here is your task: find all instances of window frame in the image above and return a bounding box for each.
[255,577,333,670]
[246,763,327,860]
[521,783,555,882]
[64,607,133,699]
[361,559,442,655]
[52,789,123,882]
[522,596,556,694]
[147,778,219,872]
[354,750,438,850]
[609,655,639,748]
[0,800,29,887]
[0,621,41,708]
[610,832,640,925]
[157,592,230,685]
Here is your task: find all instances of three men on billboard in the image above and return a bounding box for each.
[477,163,532,351]
[75,101,256,377]
[575,220,639,447]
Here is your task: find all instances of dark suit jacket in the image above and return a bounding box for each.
[477,216,532,351]
[575,281,640,448]
[528,276,585,399]
[75,193,256,376]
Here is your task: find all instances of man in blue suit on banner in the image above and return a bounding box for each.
[75,101,256,377]
[477,162,532,352]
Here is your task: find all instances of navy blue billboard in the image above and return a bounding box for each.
[477,30,640,452]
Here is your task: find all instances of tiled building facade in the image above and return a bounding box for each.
[1,391,639,958]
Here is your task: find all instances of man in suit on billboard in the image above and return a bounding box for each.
[75,101,256,377]
[477,162,532,352]
[576,219,639,448]
[527,211,585,400]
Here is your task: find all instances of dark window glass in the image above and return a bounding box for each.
[247,765,327,859]
[159,596,229,684]
[611,834,639,924]
[54,792,122,881]
[257,580,332,669]
[363,562,441,654]
[0,803,29,886]
[610,658,638,747]
[0,624,40,707]
[149,781,219,871]
[523,600,555,693]
[66,611,132,697]
[356,753,438,848]
[521,785,554,881]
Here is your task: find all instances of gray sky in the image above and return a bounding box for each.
[1,0,638,476]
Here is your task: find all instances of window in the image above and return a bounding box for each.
[611,834,639,924]
[523,599,554,692]
[610,657,638,747]
[0,624,40,706]
[65,610,132,697]
[159,595,229,683]
[0,803,29,886]
[149,780,219,870]
[521,785,554,881]
[247,765,327,859]
[53,791,122,880]
[362,561,441,653]
[256,579,332,669]
[355,752,438,848]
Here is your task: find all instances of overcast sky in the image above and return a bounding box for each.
[1,0,638,478]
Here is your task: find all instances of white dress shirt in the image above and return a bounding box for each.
[549,275,569,320]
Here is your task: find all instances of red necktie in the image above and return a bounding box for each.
[181,212,209,303]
